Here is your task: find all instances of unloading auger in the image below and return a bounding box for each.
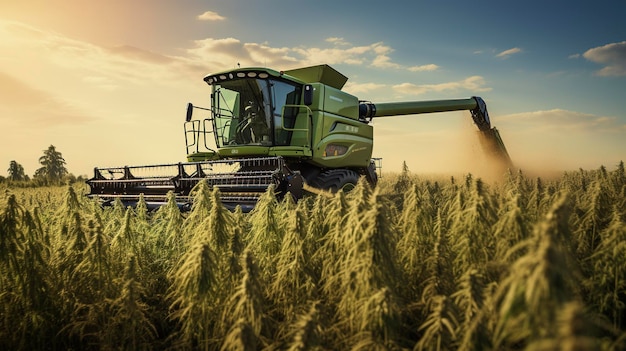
[87,64,512,211]
[358,96,512,167]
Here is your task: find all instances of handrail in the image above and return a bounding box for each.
[184,120,201,154]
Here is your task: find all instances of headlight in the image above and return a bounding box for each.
[323,144,348,157]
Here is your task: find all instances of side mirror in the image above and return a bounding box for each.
[303,84,313,106]
[185,102,193,122]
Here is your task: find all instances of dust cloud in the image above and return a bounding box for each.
[376,114,571,184]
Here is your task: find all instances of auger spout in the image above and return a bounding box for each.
[359,96,513,169]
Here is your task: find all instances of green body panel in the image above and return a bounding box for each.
[188,147,312,162]
[186,151,219,162]
[321,84,359,120]
[298,80,372,168]
[309,111,373,168]
[217,146,271,158]
[313,132,373,168]
[269,146,312,157]
[283,65,348,89]
[304,83,359,120]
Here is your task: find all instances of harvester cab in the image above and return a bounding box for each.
[87,64,512,211]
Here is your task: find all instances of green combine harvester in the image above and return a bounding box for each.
[87,64,512,211]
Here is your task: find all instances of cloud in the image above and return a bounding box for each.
[0,71,93,126]
[187,37,256,68]
[107,45,175,65]
[197,11,226,21]
[326,37,350,46]
[0,19,223,135]
[187,37,404,69]
[408,64,439,72]
[0,20,206,87]
[392,76,491,96]
[291,41,387,67]
[343,82,387,95]
[498,109,626,132]
[244,42,298,66]
[368,43,401,69]
[186,37,432,72]
[372,54,403,69]
[496,47,522,59]
[583,41,626,76]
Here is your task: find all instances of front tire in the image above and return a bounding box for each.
[311,169,360,193]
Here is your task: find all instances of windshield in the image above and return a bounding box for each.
[211,77,302,147]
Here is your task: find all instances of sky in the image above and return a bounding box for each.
[1,0,625,179]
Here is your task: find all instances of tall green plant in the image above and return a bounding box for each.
[220,250,266,350]
[336,186,401,346]
[0,194,25,277]
[111,208,141,260]
[574,179,613,264]
[245,185,282,281]
[414,296,459,351]
[420,209,456,306]
[397,183,436,295]
[452,269,492,351]
[107,255,156,350]
[492,194,531,262]
[270,200,316,321]
[285,301,323,351]
[192,187,233,255]
[183,179,215,243]
[168,241,219,350]
[154,191,185,260]
[351,287,402,351]
[524,302,600,351]
[78,215,112,294]
[450,178,498,272]
[492,194,581,348]
[12,209,54,350]
[585,207,626,329]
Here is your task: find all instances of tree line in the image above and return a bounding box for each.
[2,145,79,186]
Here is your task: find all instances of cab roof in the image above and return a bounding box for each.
[204,64,348,90]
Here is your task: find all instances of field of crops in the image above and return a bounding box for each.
[1,163,625,350]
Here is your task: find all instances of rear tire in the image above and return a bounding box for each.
[311,169,360,193]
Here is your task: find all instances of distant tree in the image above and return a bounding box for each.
[35,145,68,184]
[65,173,77,185]
[7,160,27,181]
